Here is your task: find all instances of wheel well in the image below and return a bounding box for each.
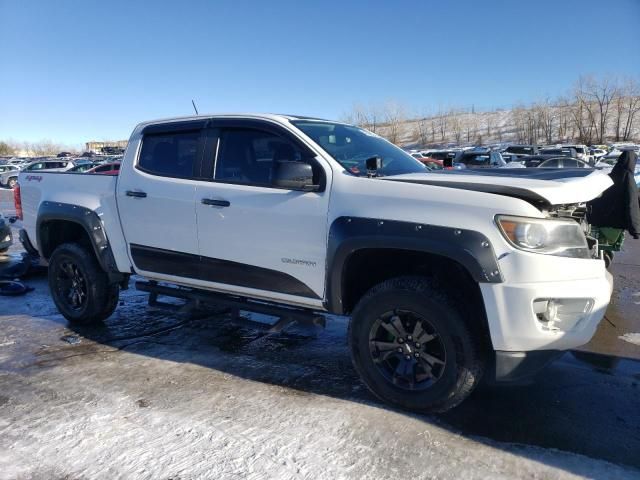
[341,248,490,337]
[39,220,92,259]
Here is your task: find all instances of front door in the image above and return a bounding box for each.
[194,123,330,306]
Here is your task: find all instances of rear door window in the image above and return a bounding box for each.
[138,131,201,178]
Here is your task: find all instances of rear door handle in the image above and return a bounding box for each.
[201,198,230,207]
[126,190,147,198]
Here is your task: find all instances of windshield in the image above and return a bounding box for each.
[292,121,425,176]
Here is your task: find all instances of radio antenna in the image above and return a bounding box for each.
[191,99,199,115]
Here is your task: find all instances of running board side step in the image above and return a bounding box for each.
[135,280,326,333]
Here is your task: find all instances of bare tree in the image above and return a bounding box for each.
[571,79,598,144]
[464,115,477,144]
[511,105,538,144]
[556,97,572,142]
[621,78,640,141]
[435,108,449,142]
[0,142,15,155]
[485,112,495,138]
[415,117,430,147]
[535,100,555,144]
[580,76,619,143]
[381,101,407,145]
[449,114,462,144]
[344,103,380,133]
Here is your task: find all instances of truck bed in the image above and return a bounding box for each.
[18,171,131,272]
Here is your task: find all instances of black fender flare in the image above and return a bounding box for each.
[325,216,503,314]
[36,201,122,280]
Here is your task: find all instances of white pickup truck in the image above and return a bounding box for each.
[16,114,614,412]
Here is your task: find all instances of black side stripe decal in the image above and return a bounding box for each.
[130,244,320,299]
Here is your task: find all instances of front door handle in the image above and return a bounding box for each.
[126,190,147,198]
[201,198,230,207]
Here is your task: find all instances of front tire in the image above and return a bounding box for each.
[7,177,17,189]
[349,276,484,413]
[48,243,119,324]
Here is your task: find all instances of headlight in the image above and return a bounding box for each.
[496,215,590,258]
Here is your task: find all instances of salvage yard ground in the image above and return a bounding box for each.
[0,186,639,478]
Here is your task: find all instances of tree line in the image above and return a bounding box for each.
[0,139,80,157]
[343,75,640,147]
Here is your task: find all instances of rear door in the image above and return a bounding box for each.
[116,121,206,280]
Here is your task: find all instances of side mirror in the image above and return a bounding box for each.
[272,161,317,191]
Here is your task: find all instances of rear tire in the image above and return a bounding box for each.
[349,276,485,413]
[48,243,119,324]
[7,177,17,189]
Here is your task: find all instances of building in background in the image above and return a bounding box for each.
[85,140,128,155]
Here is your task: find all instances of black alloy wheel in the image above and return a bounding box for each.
[54,260,88,311]
[369,309,447,391]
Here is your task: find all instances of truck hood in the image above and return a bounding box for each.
[383,169,613,207]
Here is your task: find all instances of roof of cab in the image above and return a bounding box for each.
[134,113,334,130]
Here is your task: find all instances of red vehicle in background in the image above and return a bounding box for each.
[86,162,121,175]
[410,152,447,170]
[420,158,445,170]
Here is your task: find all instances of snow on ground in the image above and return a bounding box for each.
[0,344,638,480]
[619,333,640,346]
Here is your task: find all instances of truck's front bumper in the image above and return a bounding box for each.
[489,350,564,383]
[480,270,613,352]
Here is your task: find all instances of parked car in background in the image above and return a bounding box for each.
[504,144,539,156]
[408,152,446,170]
[420,158,445,170]
[521,155,566,168]
[426,150,458,162]
[57,152,73,158]
[590,148,607,160]
[7,158,31,169]
[21,159,88,173]
[0,212,12,253]
[0,165,19,175]
[69,162,99,173]
[0,165,22,188]
[86,162,121,175]
[454,150,518,169]
[562,144,591,163]
[594,157,618,171]
[425,150,466,169]
[539,147,578,158]
[538,158,591,168]
[501,152,525,164]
